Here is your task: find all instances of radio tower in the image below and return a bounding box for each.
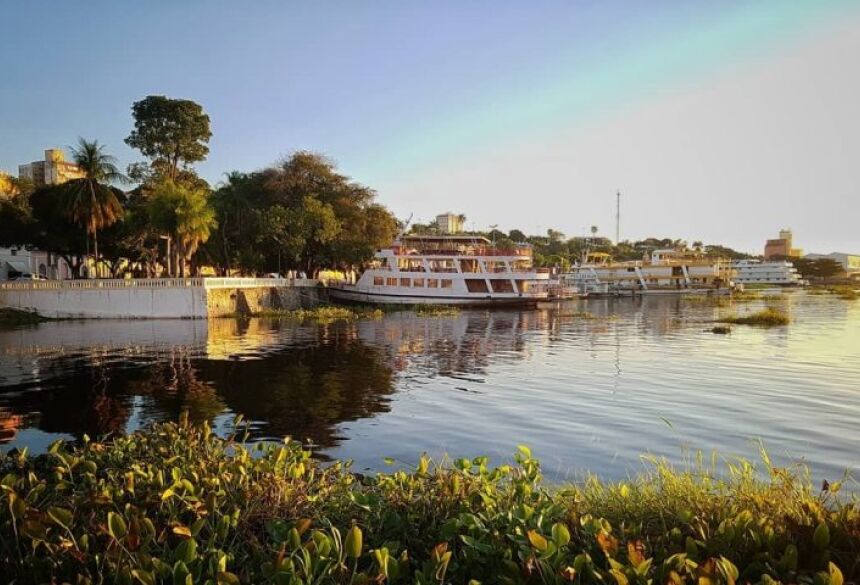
[615,190,621,244]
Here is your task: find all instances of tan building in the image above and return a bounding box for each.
[18,148,85,188]
[764,229,802,260]
[435,212,465,234]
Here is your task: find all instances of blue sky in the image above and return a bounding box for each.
[2,1,859,253]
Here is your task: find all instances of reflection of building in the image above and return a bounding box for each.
[18,148,85,188]
[805,252,860,277]
[764,229,802,260]
[435,212,465,234]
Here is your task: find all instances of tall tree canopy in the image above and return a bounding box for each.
[125,96,212,181]
[207,152,399,275]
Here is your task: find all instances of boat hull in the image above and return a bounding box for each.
[327,286,544,308]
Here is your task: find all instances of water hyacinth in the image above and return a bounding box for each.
[0,415,857,584]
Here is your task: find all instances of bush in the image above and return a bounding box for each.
[1,419,857,583]
[719,308,790,327]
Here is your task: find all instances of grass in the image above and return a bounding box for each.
[413,304,461,316]
[0,307,51,327]
[238,305,384,322]
[1,419,857,584]
[810,285,859,300]
[719,308,790,327]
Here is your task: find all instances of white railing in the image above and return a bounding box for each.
[0,277,319,291]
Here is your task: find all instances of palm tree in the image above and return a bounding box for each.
[62,138,126,277]
[148,180,216,277]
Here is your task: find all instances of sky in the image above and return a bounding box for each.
[1,1,858,254]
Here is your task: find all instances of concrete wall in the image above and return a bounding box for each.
[0,278,322,319]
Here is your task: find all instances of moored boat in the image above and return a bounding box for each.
[328,235,551,307]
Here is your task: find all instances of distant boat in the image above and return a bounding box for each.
[730,259,807,287]
[560,249,735,296]
[328,235,551,307]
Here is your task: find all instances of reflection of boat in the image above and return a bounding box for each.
[328,235,551,307]
[561,250,735,296]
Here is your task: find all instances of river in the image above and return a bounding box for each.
[1,291,858,482]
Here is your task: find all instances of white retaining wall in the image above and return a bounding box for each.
[0,278,319,319]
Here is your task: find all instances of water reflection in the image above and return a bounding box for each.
[1,292,858,482]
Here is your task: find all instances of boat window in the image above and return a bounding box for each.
[373,276,384,286]
[484,260,508,273]
[429,259,457,273]
[465,278,489,293]
[400,278,411,287]
[440,279,453,289]
[398,258,425,272]
[386,277,397,286]
[510,259,532,273]
[490,279,514,293]
[413,278,425,288]
[427,279,438,288]
[459,259,482,273]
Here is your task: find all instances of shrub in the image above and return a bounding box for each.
[1,419,857,583]
[719,308,790,327]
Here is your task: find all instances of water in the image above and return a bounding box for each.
[1,291,858,482]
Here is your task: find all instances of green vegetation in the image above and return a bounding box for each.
[0,307,51,327]
[0,96,397,280]
[792,258,845,280]
[731,290,762,302]
[242,305,384,322]
[719,308,790,327]
[710,325,732,334]
[812,285,859,301]
[413,305,461,317]
[1,419,857,583]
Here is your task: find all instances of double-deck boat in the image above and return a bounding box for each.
[328,235,551,306]
[730,259,807,287]
[561,249,736,296]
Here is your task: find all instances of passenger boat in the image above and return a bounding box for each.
[561,249,735,296]
[327,235,551,307]
[730,259,807,287]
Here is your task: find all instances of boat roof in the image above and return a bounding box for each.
[402,234,491,244]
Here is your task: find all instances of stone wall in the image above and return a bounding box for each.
[205,285,322,316]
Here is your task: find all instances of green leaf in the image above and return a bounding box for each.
[813,522,830,551]
[552,522,571,547]
[175,538,198,564]
[517,445,532,458]
[461,535,494,554]
[217,572,240,585]
[48,506,73,529]
[108,511,128,540]
[345,525,363,559]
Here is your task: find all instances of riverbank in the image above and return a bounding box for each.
[1,419,856,583]
[0,307,52,327]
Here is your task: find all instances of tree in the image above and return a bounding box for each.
[61,139,126,277]
[125,96,212,181]
[793,257,844,280]
[147,180,216,276]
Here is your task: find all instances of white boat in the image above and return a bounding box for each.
[730,259,807,287]
[562,249,735,296]
[328,235,551,307]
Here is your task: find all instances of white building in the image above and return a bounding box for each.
[0,248,74,281]
[731,259,806,286]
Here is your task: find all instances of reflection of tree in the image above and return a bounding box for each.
[1,360,132,440]
[127,350,225,427]
[0,407,23,444]
[195,336,394,448]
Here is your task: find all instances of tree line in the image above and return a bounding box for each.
[0,96,399,278]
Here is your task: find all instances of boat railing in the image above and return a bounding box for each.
[0,277,318,290]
